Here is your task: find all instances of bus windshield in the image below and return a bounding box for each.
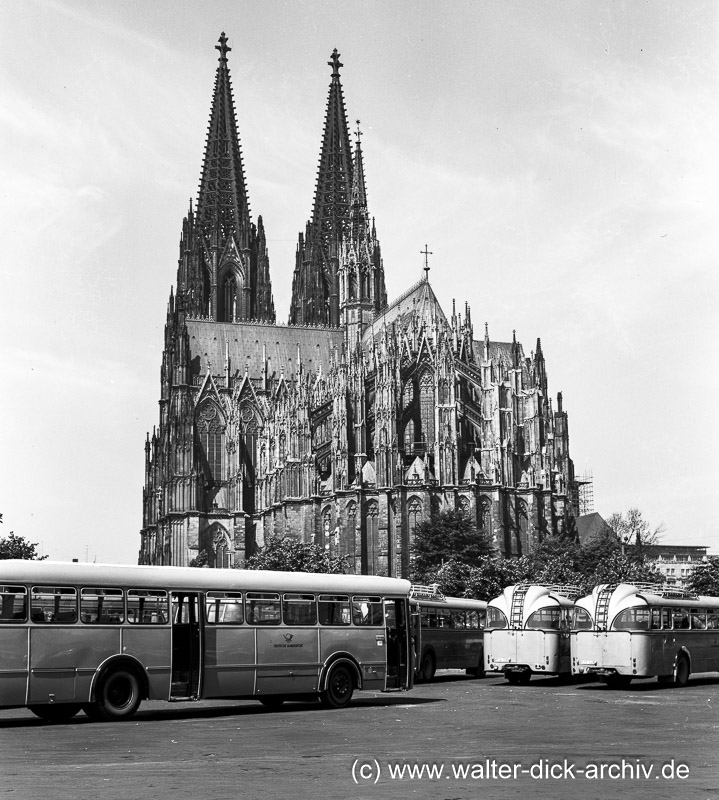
[525,607,561,630]
[486,607,508,629]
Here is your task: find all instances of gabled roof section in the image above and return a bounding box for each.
[363,278,448,345]
[196,32,252,245]
[311,49,354,260]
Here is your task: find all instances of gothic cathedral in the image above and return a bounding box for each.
[139,34,578,575]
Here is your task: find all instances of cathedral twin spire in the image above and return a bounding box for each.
[178,34,385,331]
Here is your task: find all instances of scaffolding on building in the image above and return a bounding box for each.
[575,471,594,515]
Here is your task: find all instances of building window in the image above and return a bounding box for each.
[419,372,435,446]
[198,404,224,483]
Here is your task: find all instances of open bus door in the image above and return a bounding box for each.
[384,599,414,690]
[171,592,202,700]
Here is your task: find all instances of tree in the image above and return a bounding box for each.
[687,556,719,596]
[244,535,349,574]
[528,534,582,586]
[587,549,659,589]
[606,508,664,553]
[410,508,493,582]
[463,556,532,601]
[0,532,47,560]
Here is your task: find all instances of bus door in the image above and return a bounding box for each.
[384,599,413,690]
[171,592,202,700]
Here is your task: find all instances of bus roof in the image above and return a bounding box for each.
[410,595,487,611]
[0,560,412,596]
[488,583,578,626]
[578,583,719,627]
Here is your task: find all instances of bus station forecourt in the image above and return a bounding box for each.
[0,564,718,798]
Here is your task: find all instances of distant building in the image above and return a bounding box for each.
[643,545,709,589]
[139,35,580,574]
[576,512,613,546]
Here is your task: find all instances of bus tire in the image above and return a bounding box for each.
[90,667,142,721]
[675,655,690,687]
[321,663,354,709]
[29,703,82,723]
[420,651,436,682]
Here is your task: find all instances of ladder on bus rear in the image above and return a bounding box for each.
[594,586,614,630]
[510,584,530,629]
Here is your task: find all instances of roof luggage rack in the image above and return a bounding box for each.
[410,584,446,601]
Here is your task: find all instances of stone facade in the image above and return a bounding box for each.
[139,35,579,575]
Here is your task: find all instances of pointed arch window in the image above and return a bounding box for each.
[408,497,422,539]
[223,275,238,322]
[403,419,415,455]
[419,371,435,447]
[197,403,225,484]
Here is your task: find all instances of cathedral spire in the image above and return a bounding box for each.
[290,49,354,327]
[196,32,252,246]
[174,33,275,323]
[311,49,354,245]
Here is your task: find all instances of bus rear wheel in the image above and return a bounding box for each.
[29,703,82,723]
[87,667,142,721]
[675,655,690,687]
[420,651,436,682]
[321,663,354,709]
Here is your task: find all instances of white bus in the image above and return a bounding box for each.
[571,583,719,688]
[484,584,580,683]
[409,586,486,681]
[0,560,414,722]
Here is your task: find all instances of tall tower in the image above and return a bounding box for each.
[289,50,386,328]
[177,32,275,323]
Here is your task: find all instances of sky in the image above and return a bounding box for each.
[0,0,717,563]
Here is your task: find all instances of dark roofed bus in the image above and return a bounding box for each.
[0,561,414,722]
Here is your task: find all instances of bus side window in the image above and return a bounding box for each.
[31,587,77,624]
[246,593,281,625]
[283,594,317,626]
[0,585,27,623]
[319,595,350,625]
[352,596,383,626]
[450,611,466,629]
[690,610,707,629]
[466,610,479,629]
[127,590,168,624]
[650,608,662,629]
[206,592,243,624]
[707,610,719,630]
[672,609,690,629]
[81,588,124,624]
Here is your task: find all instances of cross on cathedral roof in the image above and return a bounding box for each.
[421,244,433,280]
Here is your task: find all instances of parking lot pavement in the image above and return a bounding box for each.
[1,671,717,800]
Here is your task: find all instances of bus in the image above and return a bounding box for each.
[484,583,580,683]
[571,583,719,688]
[0,560,414,722]
[409,586,486,681]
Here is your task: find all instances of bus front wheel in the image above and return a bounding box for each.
[321,663,354,709]
[88,667,142,721]
[420,651,436,682]
[29,703,82,723]
[675,655,690,687]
